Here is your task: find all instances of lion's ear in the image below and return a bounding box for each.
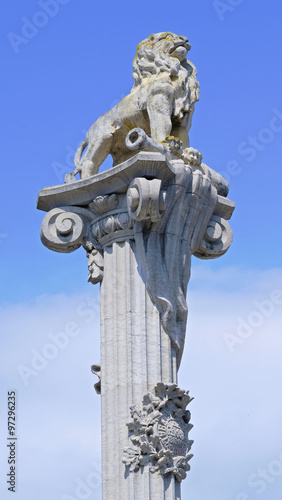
[148,34,155,42]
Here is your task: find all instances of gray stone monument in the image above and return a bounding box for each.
[37,32,234,500]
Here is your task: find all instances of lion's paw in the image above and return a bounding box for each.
[162,135,184,159]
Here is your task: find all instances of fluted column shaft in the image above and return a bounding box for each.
[100,238,179,500]
[38,152,234,500]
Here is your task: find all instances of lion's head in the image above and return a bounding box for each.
[132,32,199,121]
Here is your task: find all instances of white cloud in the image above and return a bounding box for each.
[180,265,282,499]
[0,290,102,500]
[1,267,282,499]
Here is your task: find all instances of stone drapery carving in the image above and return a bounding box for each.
[123,383,193,482]
[38,150,234,365]
[37,31,235,499]
[130,157,217,368]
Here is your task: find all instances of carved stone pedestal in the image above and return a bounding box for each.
[38,152,234,500]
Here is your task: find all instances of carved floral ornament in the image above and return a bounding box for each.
[37,32,235,496]
[123,383,194,482]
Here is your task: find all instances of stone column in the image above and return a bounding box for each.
[38,151,234,500]
[100,238,178,499]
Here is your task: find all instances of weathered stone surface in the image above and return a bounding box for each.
[123,383,194,483]
[38,152,234,499]
[65,32,199,181]
[38,154,234,341]
[37,32,235,500]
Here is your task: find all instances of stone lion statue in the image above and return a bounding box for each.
[71,32,200,181]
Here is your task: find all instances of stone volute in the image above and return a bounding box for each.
[37,31,235,500]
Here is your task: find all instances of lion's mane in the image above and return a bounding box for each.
[132,32,200,122]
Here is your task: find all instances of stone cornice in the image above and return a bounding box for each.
[39,154,234,259]
[37,152,174,212]
[38,153,235,365]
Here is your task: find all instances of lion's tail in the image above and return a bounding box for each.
[74,139,88,171]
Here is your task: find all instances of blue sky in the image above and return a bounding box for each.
[1,1,282,499]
